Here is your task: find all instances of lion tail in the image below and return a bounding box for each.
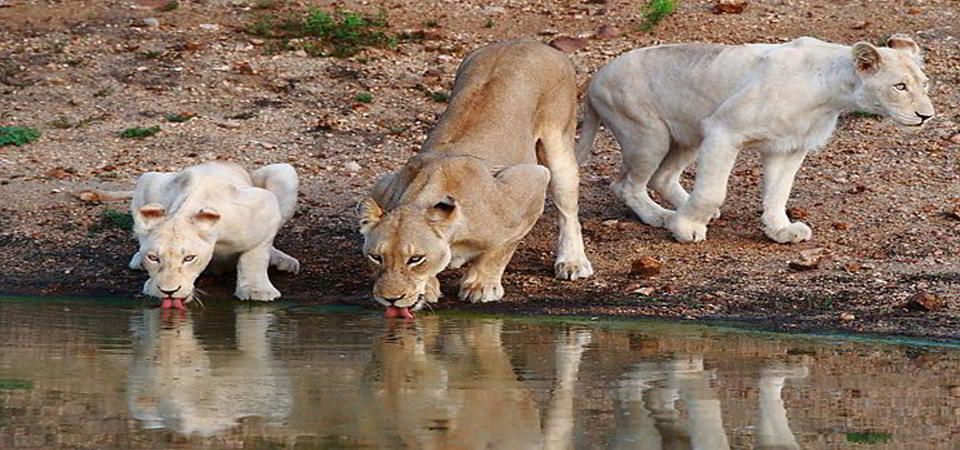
[575,95,600,165]
[75,189,135,202]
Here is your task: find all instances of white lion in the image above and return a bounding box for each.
[98,162,300,305]
[578,35,935,243]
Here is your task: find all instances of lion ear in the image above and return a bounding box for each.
[886,34,922,62]
[135,203,166,232]
[357,198,383,235]
[426,196,460,228]
[192,207,221,232]
[852,42,882,75]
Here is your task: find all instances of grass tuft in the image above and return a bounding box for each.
[101,210,134,231]
[247,8,395,58]
[0,126,40,146]
[164,112,195,123]
[354,92,374,103]
[119,126,160,139]
[641,0,676,32]
[427,90,449,103]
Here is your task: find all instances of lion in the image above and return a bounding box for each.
[358,40,594,316]
[578,35,935,243]
[93,162,300,306]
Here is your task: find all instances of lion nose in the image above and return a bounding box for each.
[382,294,406,305]
[159,286,181,297]
[916,112,933,124]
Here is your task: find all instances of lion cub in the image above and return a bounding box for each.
[126,162,300,306]
[358,40,593,316]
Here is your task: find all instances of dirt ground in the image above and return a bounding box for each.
[0,0,958,339]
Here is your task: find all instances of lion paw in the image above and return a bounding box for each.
[235,284,281,302]
[668,215,708,243]
[269,249,300,274]
[458,280,504,303]
[766,221,812,244]
[555,257,594,281]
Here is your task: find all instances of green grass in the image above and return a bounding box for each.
[119,126,160,139]
[247,8,395,58]
[101,209,134,231]
[158,0,178,12]
[641,0,676,31]
[140,50,163,60]
[846,432,892,444]
[427,90,449,103]
[164,112,195,123]
[0,126,40,146]
[354,92,374,103]
[0,379,32,390]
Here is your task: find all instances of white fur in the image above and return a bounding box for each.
[129,162,299,302]
[579,36,935,243]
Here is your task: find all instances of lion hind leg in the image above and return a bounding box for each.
[607,115,674,228]
[251,164,299,224]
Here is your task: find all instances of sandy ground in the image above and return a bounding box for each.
[0,0,958,339]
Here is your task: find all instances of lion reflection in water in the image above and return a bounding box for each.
[126,308,291,436]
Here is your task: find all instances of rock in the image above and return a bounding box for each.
[839,312,856,321]
[950,204,960,221]
[905,291,944,312]
[714,0,748,14]
[624,283,655,296]
[423,68,443,79]
[216,120,243,129]
[843,262,862,273]
[630,256,663,277]
[832,222,851,231]
[198,23,220,31]
[948,133,960,145]
[788,248,826,271]
[77,191,102,202]
[45,168,73,180]
[549,36,587,53]
[851,20,870,30]
[786,206,808,220]
[142,17,160,28]
[594,25,620,40]
[601,219,619,227]
[344,161,362,172]
[250,38,265,46]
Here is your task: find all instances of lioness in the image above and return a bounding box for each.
[358,40,593,316]
[121,162,299,306]
[578,35,935,243]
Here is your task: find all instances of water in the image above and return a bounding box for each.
[0,297,958,449]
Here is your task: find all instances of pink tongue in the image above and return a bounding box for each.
[385,305,414,319]
[161,298,186,310]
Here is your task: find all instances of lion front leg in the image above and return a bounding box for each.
[235,244,281,301]
[458,242,519,303]
[761,149,812,244]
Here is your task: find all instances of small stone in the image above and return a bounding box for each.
[948,133,960,145]
[947,386,960,397]
[630,256,663,277]
[840,312,856,321]
[851,20,870,30]
[832,222,851,231]
[786,206,808,220]
[594,25,620,40]
[250,38,265,46]
[45,168,72,180]
[788,248,826,271]
[423,68,443,79]
[549,36,587,53]
[142,17,160,28]
[344,161,362,172]
[843,262,862,273]
[199,23,220,31]
[635,286,656,296]
[905,291,944,312]
[714,0,748,14]
[77,191,101,202]
[601,219,620,227]
[217,120,243,129]
[950,204,960,221]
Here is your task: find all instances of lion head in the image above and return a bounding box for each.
[852,34,935,127]
[357,196,458,311]
[134,204,221,303]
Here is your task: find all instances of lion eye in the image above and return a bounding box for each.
[367,254,382,265]
[147,254,160,263]
[894,82,908,91]
[407,255,425,266]
[183,255,197,263]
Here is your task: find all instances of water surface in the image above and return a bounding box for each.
[0,297,958,449]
